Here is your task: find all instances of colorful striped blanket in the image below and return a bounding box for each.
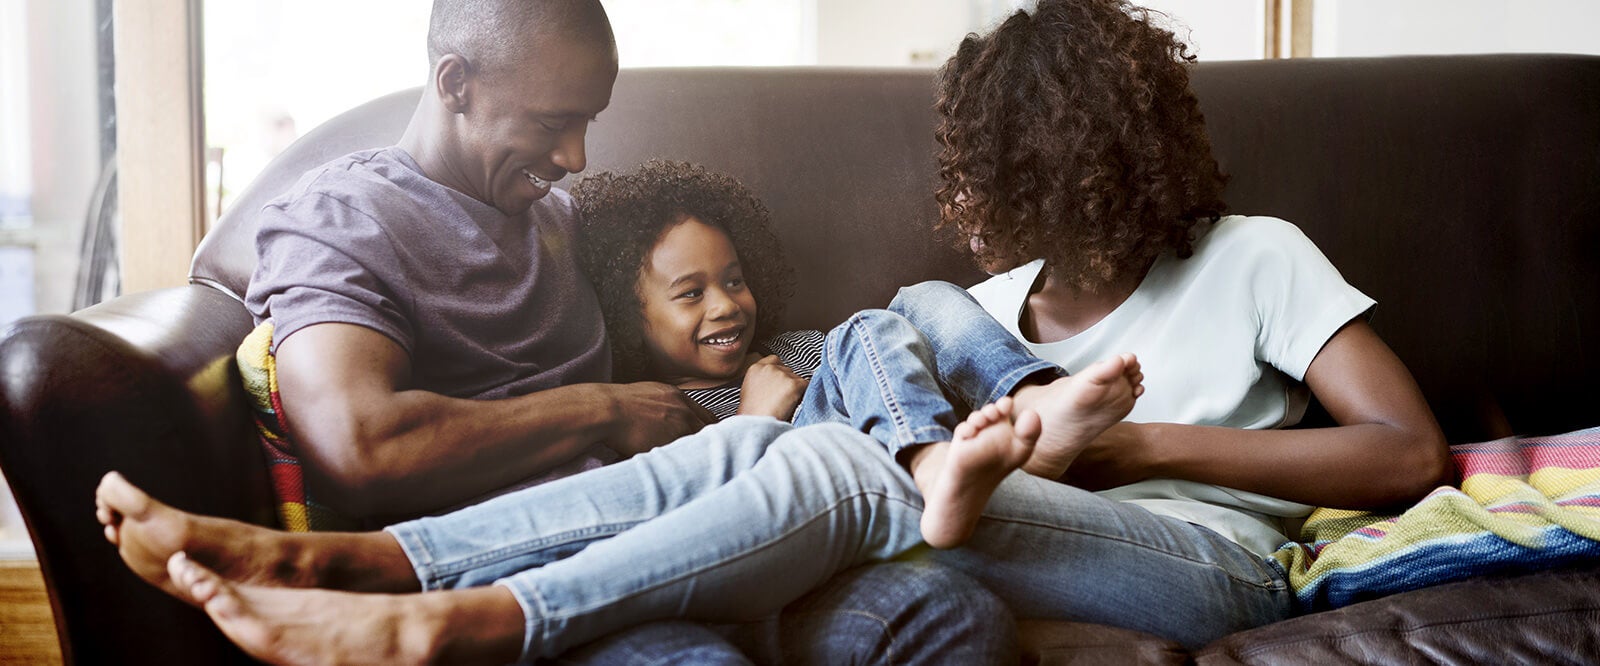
[1271,427,1600,612]
[237,321,360,532]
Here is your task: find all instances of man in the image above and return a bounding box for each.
[229,0,1013,662]
[250,0,700,521]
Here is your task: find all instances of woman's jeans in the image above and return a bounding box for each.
[385,282,1294,659]
[555,560,1017,665]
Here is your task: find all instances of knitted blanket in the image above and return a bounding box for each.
[1271,427,1600,611]
[237,321,359,532]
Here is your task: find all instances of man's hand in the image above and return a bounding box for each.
[604,382,717,457]
[736,355,808,421]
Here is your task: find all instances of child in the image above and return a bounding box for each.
[571,159,1143,547]
[571,160,818,422]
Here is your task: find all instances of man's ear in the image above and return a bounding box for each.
[434,54,472,114]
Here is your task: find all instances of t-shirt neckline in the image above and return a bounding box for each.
[1005,256,1168,349]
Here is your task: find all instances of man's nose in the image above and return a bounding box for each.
[551,125,588,175]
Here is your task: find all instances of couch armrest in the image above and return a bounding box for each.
[0,285,272,665]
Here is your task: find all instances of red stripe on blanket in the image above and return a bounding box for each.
[1452,434,1600,476]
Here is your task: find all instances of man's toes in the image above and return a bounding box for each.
[169,552,219,603]
[98,471,152,519]
[96,501,114,527]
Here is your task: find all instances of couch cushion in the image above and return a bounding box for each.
[1195,562,1600,664]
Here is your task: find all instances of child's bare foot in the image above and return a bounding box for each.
[918,397,1040,549]
[95,472,412,597]
[1013,354,1143,481]
[165,553,523,665]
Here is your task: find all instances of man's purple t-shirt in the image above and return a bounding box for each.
[246,146,610,401]
[244,146,616,503]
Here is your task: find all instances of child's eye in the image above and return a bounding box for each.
[726,277,746,289]
[677,289,703,300]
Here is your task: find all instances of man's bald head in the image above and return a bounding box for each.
[427,0,615,79]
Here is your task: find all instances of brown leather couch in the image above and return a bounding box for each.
[3,55,1598,665]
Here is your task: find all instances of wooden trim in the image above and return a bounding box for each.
[113,0,205,293]
[1263,0,1282,59]
[1290,0,1315,58]
[0,559,63,665]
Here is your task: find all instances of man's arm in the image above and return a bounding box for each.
[1064,319,1453,509]
[274,323,713,518]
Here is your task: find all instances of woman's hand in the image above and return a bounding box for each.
[1057,320,1451,509]
[1059,422,1154,490]
[737,355,809,421]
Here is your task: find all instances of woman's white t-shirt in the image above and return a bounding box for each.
[967,215,1375,557]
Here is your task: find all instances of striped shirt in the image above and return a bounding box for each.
[682,329,824,421]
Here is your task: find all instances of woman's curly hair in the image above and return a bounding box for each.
[934,0,1227,289]
[573,160,795,383]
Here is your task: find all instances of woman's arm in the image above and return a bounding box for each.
[1064,318,1453,510]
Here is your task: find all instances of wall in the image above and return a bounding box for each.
[1,0,100,558]
[1317,0,1600,57]
[24,0,98,318]
[814,0,977,66]
[1141,0,1263,61]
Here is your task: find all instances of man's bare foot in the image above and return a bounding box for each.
[918,397,1041,549]
[95,472,413,596]
[1012,354,1143,480]
[166,552,523,666]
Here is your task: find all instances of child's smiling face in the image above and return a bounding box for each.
[636,217,758,387]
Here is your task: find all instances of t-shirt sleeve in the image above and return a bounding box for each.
[1245,218,1377,381]
[246,192,414,353]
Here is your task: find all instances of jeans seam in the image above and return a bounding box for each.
[855,609,898,665]
[385,524,443,590]
[498,576,549,663]
[797,608,898,665]
[427,522,639,579]
[973,510,1283,590]
[845,314,918,449]
[904,425,954,446]
[541,489,927,621]
[983,360,1064,407]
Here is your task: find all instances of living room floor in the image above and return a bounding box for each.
[0,559,61,664]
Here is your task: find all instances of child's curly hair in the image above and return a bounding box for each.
[934,0,1227,289]
[572,161,795,382]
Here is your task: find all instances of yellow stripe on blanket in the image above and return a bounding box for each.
[237,321,277,414]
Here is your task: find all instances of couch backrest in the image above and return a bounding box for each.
[193,56,1600,442]
[1190,55,1600,440]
